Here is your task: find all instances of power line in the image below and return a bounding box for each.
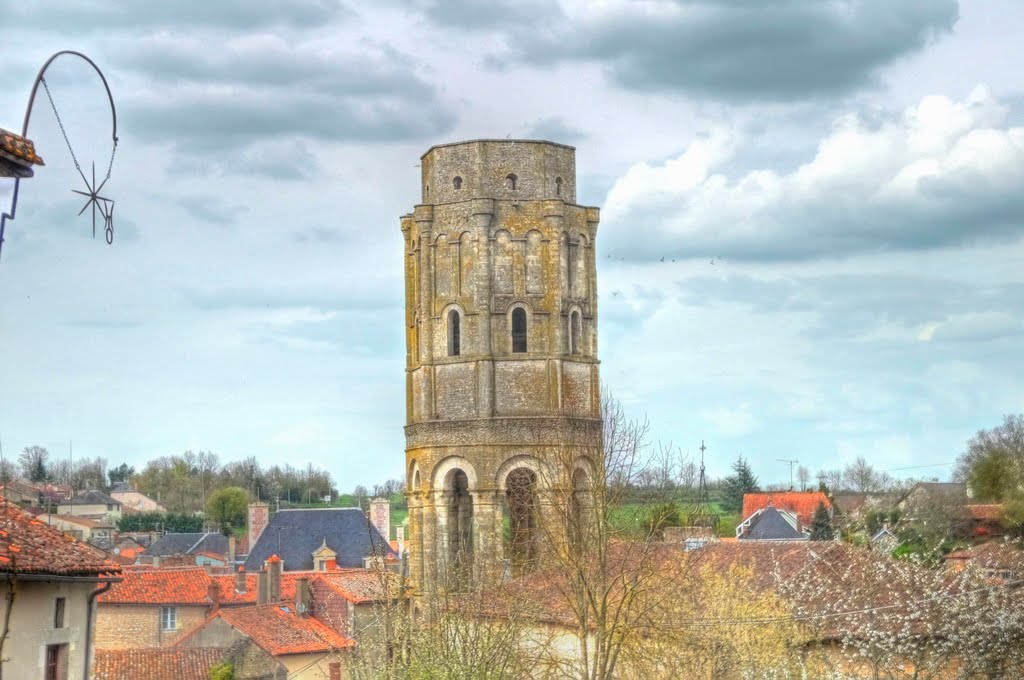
[883,462,954,473]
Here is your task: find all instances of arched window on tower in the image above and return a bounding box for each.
[504,468,539,574]
[505,173,517,191]
[555,177,563,196]
[511,307,527,353]
[447,470,473,580]
[447,309,461,357]
[453,176,463,190]
[570,310,581,355]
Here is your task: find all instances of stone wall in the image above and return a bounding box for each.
[94,604,208,648]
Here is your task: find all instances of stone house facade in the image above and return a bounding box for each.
[0,501,121,680]
[401,139,603,591]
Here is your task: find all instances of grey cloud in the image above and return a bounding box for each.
[113,37,457,154]
[397,0,553,31]
[179,195,247,225]
[525,116,587,145]
[5,0,349,32]
[437,0,958,100]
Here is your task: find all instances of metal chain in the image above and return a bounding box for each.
[41,76,117,183]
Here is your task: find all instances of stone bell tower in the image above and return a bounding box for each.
[401,140,603,590]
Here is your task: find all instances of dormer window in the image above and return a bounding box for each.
[505,174,517,191]
[453,176,463,190]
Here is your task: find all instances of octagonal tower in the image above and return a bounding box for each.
[401,139,602,590]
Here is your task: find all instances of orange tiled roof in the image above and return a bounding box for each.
[0,128,44,165]
[213,603,355,655]
[965,504,1003,521]
[99,564,391,606]
[0,502,120,576]
[742,491,831,528]
[94,648,224,680]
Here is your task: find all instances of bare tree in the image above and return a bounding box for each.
[796,465,810,492]
[18,446,48,483]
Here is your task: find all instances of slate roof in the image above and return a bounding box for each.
[201,603,356,655]
[94,649,225,680]
[739,506,807,541]
[243,508,395,571]
[109,482,134,493]
[0,502,121,576]
[149,532,229,557]
[63,489,121,506]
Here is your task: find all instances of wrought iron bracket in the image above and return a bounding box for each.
[0,50,118,262]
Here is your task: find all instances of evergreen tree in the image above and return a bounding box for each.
[809,501,835,541]
[722,456,759,513]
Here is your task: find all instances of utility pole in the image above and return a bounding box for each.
[777,459,799,490]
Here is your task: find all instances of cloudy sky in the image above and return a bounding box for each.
[1,0,1022,489]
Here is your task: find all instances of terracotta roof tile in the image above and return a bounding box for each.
[0,502,120,576]
[213,604,355,655]
[93,649,224,680]
[99,564,391,606]
[0,128,44,165]
[743,492,831,528]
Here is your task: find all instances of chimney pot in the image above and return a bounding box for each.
[295,577,311,617]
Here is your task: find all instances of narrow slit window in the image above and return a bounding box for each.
[54,597,66,628]
[511,308,527,353]
[506,173,517,191]
[447,309,461,356]
[570,311,581,355]
[555,177,563,196]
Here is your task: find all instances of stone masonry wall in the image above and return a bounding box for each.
[94,604,209,649]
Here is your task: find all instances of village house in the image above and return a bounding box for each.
[243,507,395,572]
[37,513,115,548]
[735,491,832,540]
[95,560,398,651]
[108,481,166,513]
[945,541,1024,584]
[142,531,232,567]
[176,561,356,680]
[55,490,122,521]
[0,479,42,506]
[0,499,121,680]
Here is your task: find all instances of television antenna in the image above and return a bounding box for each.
[777,458,799,490]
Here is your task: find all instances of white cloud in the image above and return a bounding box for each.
[603,86,1024,260]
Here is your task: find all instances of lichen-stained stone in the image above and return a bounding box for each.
[401,140,602,591]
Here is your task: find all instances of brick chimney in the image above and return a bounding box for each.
[235,567,246,594]
[207,581,221,613]
[228,535,237,564]
[248,502,270,548]
[369,497,390,541]
[295,578,311,618]
[395,525,405,556]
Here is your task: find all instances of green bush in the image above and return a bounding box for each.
[209,661,234,680]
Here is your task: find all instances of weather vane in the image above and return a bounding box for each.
[0,50,119,262]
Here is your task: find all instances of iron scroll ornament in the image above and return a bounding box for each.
[0,50,119,262]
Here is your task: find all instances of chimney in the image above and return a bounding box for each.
[228,535,237,564]
[257,568,268,605]
[295,578,311,618]
[369,497,390,541]
[247,502,270,548]
[266,555,282,604]
[395,525,405,556]
[207,581,221,613]
[235,567,247,594]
